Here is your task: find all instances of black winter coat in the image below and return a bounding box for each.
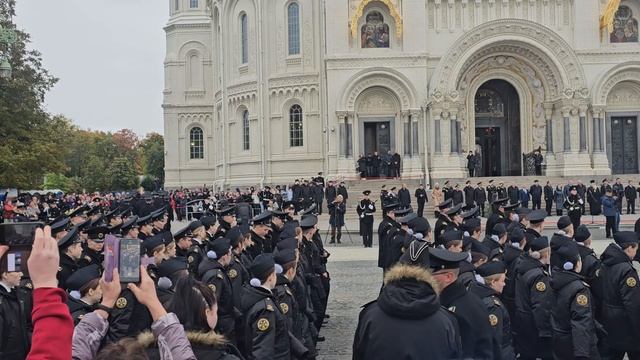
[353,264,461,360]
[397,188,411,208]
[439,279,494,359]
[469,282,515,360]
[377,217,400,269]
[550,270,599,359]
[599,243,640,352]
[199,258,237,338]
[0,285,30,360]
[513,255,553,358]
[464,186,475,206]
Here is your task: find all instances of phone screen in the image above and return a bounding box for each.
[118,239,140,283]
[103,235,119,282]
[0,223,43,276]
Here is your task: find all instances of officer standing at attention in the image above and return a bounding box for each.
[430,247,495,359]
[549,241,600,360]
[187,220,208,276]
[414,184,428,218]
[599,231,640,359]
[357,190,376,248]
[433,199,453,245]
[514,236,553,360]
[377,202,399,275]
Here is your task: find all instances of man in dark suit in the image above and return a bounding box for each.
[530,179,542,210]
[414,184,428,218]
[474,182,487,217]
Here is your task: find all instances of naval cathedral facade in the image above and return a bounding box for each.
[163,0,640,188]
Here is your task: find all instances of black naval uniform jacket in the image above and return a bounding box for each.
[187,238,207,277]
[501,245,522,317]
[514,255,553,358]
[550,270,599,360]
[240,285,291,360]
[469,282,515,360]
[576,244,603,307]
[79,246,103,269]
[599,243,640,352]
[439,278,494,360]
[228,253,250,308]
[353,264,461,360]
[247,231,269,260]
[485,210,506,237]
[57,253,79,290]
[0,284,31,360]
[377,216,400,269]
[356,199,375,235]
[198,257,237,339]
[433,213,451,246]
[66,297,94,325]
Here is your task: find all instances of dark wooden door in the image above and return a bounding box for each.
[376,122,391,154]
[611,117,638,174]
[364,123,376,155]
[476,127,501,176]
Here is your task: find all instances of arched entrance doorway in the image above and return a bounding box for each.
[474,79,521,176]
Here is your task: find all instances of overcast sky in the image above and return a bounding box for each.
[15,0,168,136]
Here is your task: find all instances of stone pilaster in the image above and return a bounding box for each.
[591,106,611,175]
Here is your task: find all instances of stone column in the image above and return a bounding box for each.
[562,108,572,152]
[434,114,442,154]
[544,103,554,153]
[591,106,611,175]
[429,107,466,179]
[579,106,587,153]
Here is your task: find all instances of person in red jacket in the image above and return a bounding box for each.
[14,226,74,360]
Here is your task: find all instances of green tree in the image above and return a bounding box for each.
[0,1,62,188]
[43,172,71,192]
[140,175,157,192]
[106,157,138,191]
[139,133,165,185]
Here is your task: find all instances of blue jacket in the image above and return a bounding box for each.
[601,195,617,217]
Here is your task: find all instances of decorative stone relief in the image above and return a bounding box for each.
[344,75,413,111]
[356,91,398,113]
[598,70,640,105]
[607,83,640,105]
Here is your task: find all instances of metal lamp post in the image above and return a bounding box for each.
[0,14,17,79]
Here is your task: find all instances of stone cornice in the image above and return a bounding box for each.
[326,54,428,70]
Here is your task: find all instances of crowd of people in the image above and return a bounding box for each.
[0,189,332,359]
[356,193,640,359]
[356,151,402,179]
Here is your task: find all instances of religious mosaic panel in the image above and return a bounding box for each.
[361,11,390,48]
[611,5,639,43]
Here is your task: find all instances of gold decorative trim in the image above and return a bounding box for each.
[349,0,403,39]
[600,0,621,33]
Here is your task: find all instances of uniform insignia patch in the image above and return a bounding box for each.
[188,255,194,263]
[257,318,270,331]
[266,304,275,312]
[576,294,588,306]
[489,314,498,327]
[280,303,289,314]
[448,306,456,313]
[535,281,546,292]
[208,284,216,293]
[228,269,238,279]
[25,282,33,289]
[627,277,637,287]
[116,297,127,309]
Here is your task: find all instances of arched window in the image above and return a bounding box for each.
[242,110,250,150]
[287,3,300,55]
[361,11,390,48]
[611,5,639,43]
[189,127,204,159]
[289,105,303,147]
[190,0,198,8]
[186,52,202,89]
[241,14,249,64]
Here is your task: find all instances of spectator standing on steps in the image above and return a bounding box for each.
[625,180,636,214]
[530,179,542,210]
[414,184,428,218]
[474,182,487,217]
[602,188,618,238]
[544,181,554,216]
[466,151,477,177]
[337,182,349,205]
[398,184,411,210]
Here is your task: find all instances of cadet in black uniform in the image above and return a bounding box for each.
[486,197,509,235]
[0,250,31,360]
[564,185,584,230]
[198,237,237,342]
[240,254,294,360]
[57,227,83,289]
[357,190,376,248]
[187,220,208,276]
[599,231,640,359]
[227,227,250,309]
[247,211,273,259]
[430,247,494,359]
[444,203,463,233]
[377,202,399,273]
[214,205,236,239]
[80,226,107,268]
[172,224,191,259]
[549,241,599,360]
[514,236,553,360]
[473,261,515,360]
[433,199,453,245]
[136,214,153,241]
[353,241,462,360]
[65,264,102,325]
[573,225,602,311]
[155,257,189,306]
[120,216,139,239]
[414,183,428,217]
[524,209,546,244]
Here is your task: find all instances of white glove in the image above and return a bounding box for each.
[360,214,365,219]
[369,205,374,210]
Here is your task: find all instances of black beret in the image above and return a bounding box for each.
[86,226,109,242]
[428,248,468,271]
[529,236,550,251]
[274,249,296,266]
[399,240,431,268]
[206,237,231,259]
[462,218,481,233]
[173,225,190,241]
[476,261,506,277]
[252,211,272,226]
[277,237,298,251]
[492,223,507,237]
[157,258,188,278]
[574,225,591,243]
[299,215,318,230]
[557,216,572,230]
[143,234,164,254]
[437,199,453,210]
[65,264,101,291]
[614,231,638,246]
[121,216,139,234]
[526,209,547,224]
[58,227,81,250]
[51,218,70,236]
[250,253,276,280]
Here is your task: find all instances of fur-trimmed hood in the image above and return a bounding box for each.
[379,264,441,319]
[137,330,228,348]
